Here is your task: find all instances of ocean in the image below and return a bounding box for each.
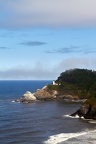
[0,80,96,144]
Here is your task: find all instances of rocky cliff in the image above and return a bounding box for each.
[70,98,96,120]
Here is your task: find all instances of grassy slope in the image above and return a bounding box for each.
[85,97,96,106]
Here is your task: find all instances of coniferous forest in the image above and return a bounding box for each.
[48,69,96,99]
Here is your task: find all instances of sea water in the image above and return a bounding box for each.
[0,80,96,144]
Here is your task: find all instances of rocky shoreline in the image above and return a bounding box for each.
[70,99,96,120]
[15,91,37,103]
[15,85,85,103]
[15,89,57,103]
[15,85,96,120]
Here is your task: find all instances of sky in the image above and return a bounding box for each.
[0,0,96,80]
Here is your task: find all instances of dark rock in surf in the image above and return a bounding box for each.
[70,103,96,120]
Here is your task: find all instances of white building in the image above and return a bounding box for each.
[52,80,58,85]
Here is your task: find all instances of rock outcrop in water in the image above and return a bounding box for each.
[70,98,96,120]
[15,85,83,103]
[15,87,57,103]
[15,91,37,103]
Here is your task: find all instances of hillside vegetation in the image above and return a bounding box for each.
[85,97,96,106]
[47,68,96,99]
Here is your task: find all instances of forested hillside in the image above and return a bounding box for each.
[48,69,96,99]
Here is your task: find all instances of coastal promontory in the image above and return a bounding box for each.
[15,68,96,119]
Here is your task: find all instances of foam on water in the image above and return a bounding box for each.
[80,116,84,119]
[44,129,96,144]
[44,132,86,144]
[11,100,15,102]
[64,114,96,124]
[89,120,96,124]
[64,114,80,118]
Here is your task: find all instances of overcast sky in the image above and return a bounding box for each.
[0,0,96,80]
